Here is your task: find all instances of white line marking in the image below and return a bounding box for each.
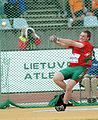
[33,107,98,112]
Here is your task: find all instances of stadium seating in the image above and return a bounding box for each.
[84,16,98,27]
[23,0,67,30]
[0,19,12,29]
[13,18,28,29]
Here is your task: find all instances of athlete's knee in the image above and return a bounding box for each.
[52,72,64,83]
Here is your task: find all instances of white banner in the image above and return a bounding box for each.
[1,49,98,93]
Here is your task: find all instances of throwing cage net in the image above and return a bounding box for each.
[0,0,98,109]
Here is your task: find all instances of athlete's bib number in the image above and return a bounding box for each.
[70,53,80,63]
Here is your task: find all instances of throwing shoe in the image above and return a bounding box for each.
[55,93,66,111]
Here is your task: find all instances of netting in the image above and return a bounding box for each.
[0,0,98,109]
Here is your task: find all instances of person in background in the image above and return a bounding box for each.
[82,51,98,102]
[18,27,41,50]
[18,0,26,16]
[92,0,98,19]
[4,0,20,28]
[27,28,37,50]
[56,0,67,18]
[27,28,42,50]
[84,0,92,13]
[0,0,6,17]
[84,0,98,17]
[67,0,85,27]
[49,30,93,111]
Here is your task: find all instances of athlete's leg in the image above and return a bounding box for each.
[53,66,86,111]
[63,80,77,104]
[52,72,66,92]
[53,71,67,111]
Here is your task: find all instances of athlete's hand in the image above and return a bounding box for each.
[49,35,58,42]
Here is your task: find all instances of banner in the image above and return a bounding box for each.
[1,49,98,93]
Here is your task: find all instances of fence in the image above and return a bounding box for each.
[0,0,98,108]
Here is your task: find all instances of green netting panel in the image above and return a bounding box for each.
[0,0,98,109]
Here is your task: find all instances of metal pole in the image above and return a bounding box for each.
[79,82,82,103]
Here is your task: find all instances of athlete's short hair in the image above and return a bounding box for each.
[83,30,91,40]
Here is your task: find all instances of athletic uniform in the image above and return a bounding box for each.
[60,40,93,82]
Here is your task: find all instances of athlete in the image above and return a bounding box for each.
[49,30,93,111]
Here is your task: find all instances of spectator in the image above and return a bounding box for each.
[0,0,7,17]
[67,0,85,27]
[18,27,41,50]
[4,0,20,27]
[92,0,98,19]
[26,28,37,50]
[26,28,41,50]
[18,0,26,15]
[4,0,26,28]
[56,0,67,18]
[0,0,4,16]
[65,0,72,18]
[84,0,92,13]
[82,51,98,102]
[84,0,98,18]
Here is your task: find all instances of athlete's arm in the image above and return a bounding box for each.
[49,35,84,48]
[57,38,84,48]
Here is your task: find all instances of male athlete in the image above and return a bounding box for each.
[49,30,93,111]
